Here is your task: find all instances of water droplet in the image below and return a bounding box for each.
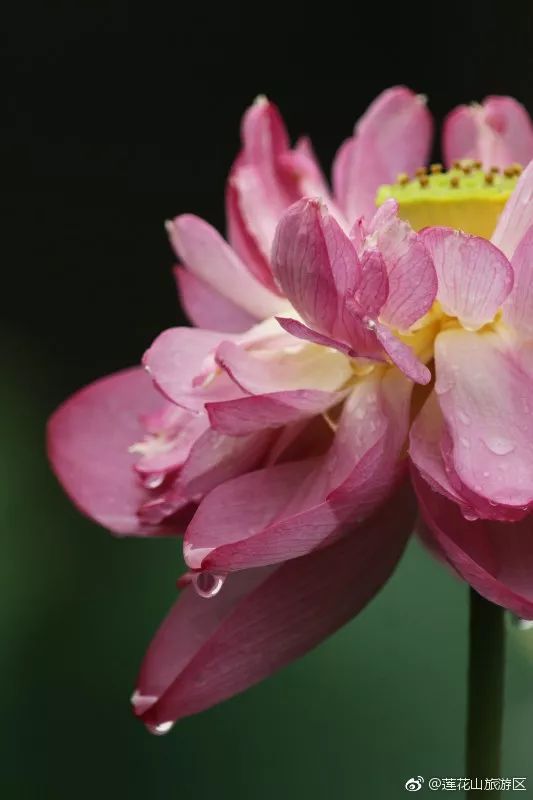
[354,406,366,419]
[458,411,471,426]
[483,471,490,478]
[484,436,515,456]
[193,571,226,599]
[462,509,478,522]
[147,721,174,736]
[143,472,164,489]
[460,436,471,448]
[365,317,377,331]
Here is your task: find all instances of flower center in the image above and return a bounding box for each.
[376,161,522,238]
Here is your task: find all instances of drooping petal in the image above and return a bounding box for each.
[184,370,412,571]
[331,86,433,222]
[373,323,431,385]
[215,339,352,395]
[443,96,533,170]
[47,368,182,536]
[368,204,438,330]
[492,160,533,260]
[206,389,345,436]
[174,267,256,333]
[412,468,533,618]
[169,215,286,321]
[434,328,533,513]
[133,480,414,728]
[420,228,513,329]
[503,225,533,335]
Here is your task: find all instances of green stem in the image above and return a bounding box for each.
[466,589,505,789]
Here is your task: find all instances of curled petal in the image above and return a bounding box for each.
[133,479,414,727]
[47,368,182,536]
[143,328,240,411]
[369,207,437,331]
[420,227,513,329]
[272,198,361,337]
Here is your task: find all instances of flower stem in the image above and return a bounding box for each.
[466,589,505,787]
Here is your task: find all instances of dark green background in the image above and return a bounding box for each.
[5,3,533,797]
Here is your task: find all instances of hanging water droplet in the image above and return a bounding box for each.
[462,509,478,522]
[460,436,471,449]
[458,410,471,426]
[143,472,164,489]
[365,317,377,331]
[147,720,174,736]
[484,436,515,456]
[193,571,226,599]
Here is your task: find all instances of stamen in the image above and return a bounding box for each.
[376,160,522,238]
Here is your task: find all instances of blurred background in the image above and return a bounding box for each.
[4,2,533,796]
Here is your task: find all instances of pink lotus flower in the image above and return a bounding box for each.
[47,86,533,729]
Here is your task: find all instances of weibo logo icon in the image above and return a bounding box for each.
[405,776,425,792]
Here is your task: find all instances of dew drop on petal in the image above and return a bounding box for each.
[462,509,478,522]
[365,317,377,331]
[458,411,471,426]
[193,571,226,599]
[460,436,471,448]
[484,436,515,456]
[511,616,533,631]
[146,721,174,736]
[143,472,165,489]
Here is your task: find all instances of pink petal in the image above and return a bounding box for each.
[47,368,182,536]
[271,198,361,337]
[143,328,240,411]
[503,224,533,335]
[279,137,347,226]
[409,391,472,507]
[169,215,285,321]
[226,98,299,293]
[443,96,533,170]
[434,328,533,512]
[175,267,256,333]
[370,206,437,330]
[184,371,412,571]
[412,468,533,618]
[492,160,533,259]
[206,389,345,436]
[332,86,433,221]
[275,316,371,360]
[176,428,274,500]
[373,323,431,385]
[133,480,413,727]
[215,339,352,395]
[420,227,513,329]
[354,249,389,315]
